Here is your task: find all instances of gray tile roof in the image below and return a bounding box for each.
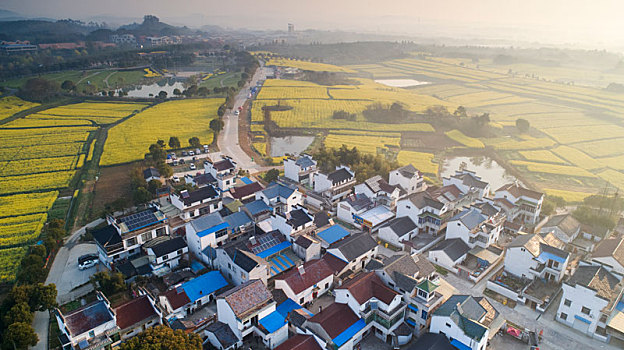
[567,265,622,303]
[262,183,296,200]
[330,233,377,261]
[543,214,580,237]
[450,208,487,230]
[451,171,489,190]
[345,193,373,211]
[327,167,353,184]
[295,156,315,168]
[431,238,470,261]
[406,192,444,210]
[205,321,239,348]
[383,216,417,237]
[190,212,224,232]
[397,164,419,178]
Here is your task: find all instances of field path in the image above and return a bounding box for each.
[76,71,101,85]
[102,71,117,89]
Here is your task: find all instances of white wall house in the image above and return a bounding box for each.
[144,236,188,273]
[293,235,322,262]
[556,265,624,342]
[539,213,581,244]
[430,295,503,350]
[312,166,356,205]
[445,206,504,248]
[428,238,471,273]
[274,259,334,305]
[256,183,303,214]
[590,237,624,277]
[377,216,418,249]
[442,170,490,199]
[185,213,230,257]
[284,154,318,184]
[337,193,373,224]
[494,183,543,225]
[354,175,402,209]
[334,272,405,342]
[212,245,269,286]
[326,233,378,273]
[504,234,570,283]
[170,186,222,220]
[396,192,448,235]
[389,164,426,196]
[205,156,237,191]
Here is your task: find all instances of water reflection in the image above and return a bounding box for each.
[270,136,315,157]
[441,156,519,190]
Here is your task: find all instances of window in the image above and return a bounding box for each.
[156,227,166,237]
[300,297,304,304]
[88,330,95,338]
[581,307,591,315]
[445,322,451,328]
[600,314,608,323]
[325,283,329,289]
[406,205,411,209]
[161,254,168,261]
[564,299,571,307]
[177,249,183,256]
[421,310,428,320]
[126,237,137,247]
[560,312,568,320]
[418,289,428,299]
[141,232,152,242]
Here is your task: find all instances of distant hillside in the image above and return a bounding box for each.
[117,15,194,37]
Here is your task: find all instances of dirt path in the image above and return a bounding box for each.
[76,71,102,85]
[102,71,117,89]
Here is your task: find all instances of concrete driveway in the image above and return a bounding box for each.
[48,242,101,303]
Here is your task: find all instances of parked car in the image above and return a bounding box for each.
[78,254,98,270]
[203,144,209,152]
[195,148,201,155]
[181,151,188,157]
[173,159,179,166]
[190,163,196,170]
[234,110,240,116]
[189,151,195,156]
[180,159,185,164]
[172,175,180,183]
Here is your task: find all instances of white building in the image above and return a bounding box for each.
[256,183,303,214]
[204,321,243,350]
[591,237,624,276]
[556,265,624,342]
[205,157,237,191]
[337,193,373,224]
[442,170,490,199]
[430,295,504,350]
[539,213,581,244]
[396,192,448,235]
[428,238,471,272]
[445,206,504,248]
[284,154,318,184]
[111,33,136,45]
[377,216,418,249]
[494,183,544,225]
[301,302,367,350]
[185,213,230,257]
[170,186,222,220]
[217,280,288,349]
[504,233,570,282]
[326,233,378,273]
[274,259,334,305]
[335,271,405,343]
[354,175,402,208]
[389,164,426,196]
[312,166,356,205]
[144,236,188,273]
[292,235,322,262]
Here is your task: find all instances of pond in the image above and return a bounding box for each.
[441,156,519,191]
[122,79,186,98]
[270,136,315,157]
[375,79,431,87]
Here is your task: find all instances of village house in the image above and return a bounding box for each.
[556,264,624,342]
[257,206,314,242]
[292,234,322,262]
[114,294,161,341]
[204,156,237,191]
[504,233,570,283]
[337,193,374,224]
[256,183,304,214]
[590,236,624,276]
[428,238,471,273]
[315,224,350,248]
[185,212,230,256]
[300,302,367,350]
[445,205,505,248]
[274,258,334,305]
[494,183,544,225]
[396,192,449,235]
[204,321,243,350]
[169,185,222,220]
[143,167,162,183]
[430,295,505,350]
[144,236,188,273]
[389,164,426,196]
[326,233,378,273]
[284,154,318,185]
[442,170,490,200]
[158,271,229,320]
[184,172,217,188]
[230,181,264,203]
[377,216,418,249]
[312,166,356,206]
[354,175,403,209]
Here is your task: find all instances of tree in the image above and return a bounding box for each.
[156,139,166,148]
[4,302,34,325]
[157,90,167,99]
[197,87,209,96]
[61,80,76,91]
[28,284,57,312]
[133,187,152,205]
[516,118,530,133]
[108,90,115,97]
[453,106,467,118]
[264,168,280,183]
[217,104,226,117]
[90,271,126,296]
[147,179,163,195]
[209,118,224,134]
[188,137,201,148]
[5,322,38,349]
[19,78,60,101]
[148,143,166,162]
[155,161,173,178]
[168,137,180,149]
[172,88,182,96]
[119,325,201,350]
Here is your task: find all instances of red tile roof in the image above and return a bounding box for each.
[337,271,398,305]
[275,334,322,350]
[496,183,543,201]
[219,279,273,319]
[162,287,191,310]
[308,303,359,339]
[277,259,334,294]
[230,182,264,200]
[321,253,348,275]
[114,295,158,330]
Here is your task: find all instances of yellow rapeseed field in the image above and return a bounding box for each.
[266,58,356,73]
[101,99,223,165]
[397,151,438,175]
[519,150,567,165]
[0,96,39,120]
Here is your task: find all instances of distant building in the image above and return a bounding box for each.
[111,34,137,45]
[0,40,37,53]
[288,23,295,33]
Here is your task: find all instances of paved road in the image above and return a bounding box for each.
[31,218,105,350]
[217,65,274,174]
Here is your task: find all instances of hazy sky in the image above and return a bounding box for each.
[4,0,624,47]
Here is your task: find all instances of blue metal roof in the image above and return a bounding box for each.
[259,310,287,334]
[197,222,230,238]
[245,200,272,215]
[537,251,567,264]
[190,260,205,273]
[240,177,253,185]
[617,301,624,312]
[276,298,310,318]
[451,339,472,350]
[332,318,366,347]
[181,271,228,302]
[317,225,349,245]
[256,241,292,259]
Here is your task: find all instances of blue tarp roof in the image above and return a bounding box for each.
[190,260,205,273]
[332,318,366,347]
[245,200,272,215]
[197,222,230,238]
[617,301,624,312]
[182,271,228,302]
[240,177,253,185]
[537,251,567,264]
[574,315,592,324]
[256,241,292,259]
[259,310,287,333]
[317,225,349,245]
[275,298,315,318]
[451,339,472,350]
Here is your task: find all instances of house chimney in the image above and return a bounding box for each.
[298,265,305,275]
